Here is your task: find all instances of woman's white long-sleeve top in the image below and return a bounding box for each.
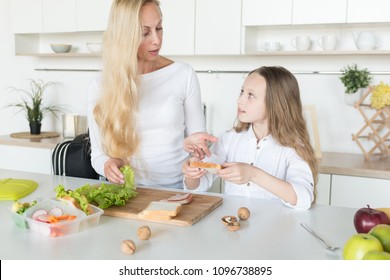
[88,62,205,189]
[184,126,315,209]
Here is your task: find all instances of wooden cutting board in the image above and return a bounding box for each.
[103,187,223,227]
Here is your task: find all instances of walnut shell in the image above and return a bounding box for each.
[238,207,250,220]
[227,221,240,232]
[121,239,136,255]
[221,215,238,226]
[137,225,151,240]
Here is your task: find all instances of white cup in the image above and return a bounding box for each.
[291,36,312,51]
[259,41,282,51]
[317,35,338,51]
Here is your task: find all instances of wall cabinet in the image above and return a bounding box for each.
[159,0,195,55]
[11,0,111,55]
[195,0,241,55]
[77,0,112,32]
[43,0,77,33]
[347,0,390,23]
[242,0,292,26]
[11,0,43,33]
[292,0,347,24]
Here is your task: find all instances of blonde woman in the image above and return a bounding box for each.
[183,66,318,209]
[88,0,215,188]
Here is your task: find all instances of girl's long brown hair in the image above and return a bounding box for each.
[93,0,160,163]
[235,66,318,197]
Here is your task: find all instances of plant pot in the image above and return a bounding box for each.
[29,122,42,135]
[344,88,366,106]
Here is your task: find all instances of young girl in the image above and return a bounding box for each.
[183,66,318,209]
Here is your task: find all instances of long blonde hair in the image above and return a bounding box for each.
[235,66,318,195]
[94,0,160,163]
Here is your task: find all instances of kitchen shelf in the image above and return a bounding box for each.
[244,50,390,56]
[15,52,101,57]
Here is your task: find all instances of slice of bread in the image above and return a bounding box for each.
[190,161,222,170]
[141,201,182,216]
[138,212,173,221]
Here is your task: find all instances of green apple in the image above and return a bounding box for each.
[343,233,383,260]
[363,250,390,260]
[369,224,390,252]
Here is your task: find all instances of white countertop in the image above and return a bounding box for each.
[0,169,358,260]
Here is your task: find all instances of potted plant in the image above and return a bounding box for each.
[7,79,64,134]
[340,64,373,105]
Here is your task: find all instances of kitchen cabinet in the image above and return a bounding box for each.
[195,0,241,55]
[316,174,331,205]
[0,145,53,175]
[292,0,347,24]
[331,175,390,208]
[159,0,195,55]
[11,0,43,33]
[77,0,112,32]
[43,0,77,33]
[347,0,390,23]
[11,0,111,55]
[242,0,292,26]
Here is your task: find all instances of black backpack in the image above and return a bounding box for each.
[52,132,99,179]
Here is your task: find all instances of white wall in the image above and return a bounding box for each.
[1,0,389,155]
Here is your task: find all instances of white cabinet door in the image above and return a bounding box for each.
[195,0,241,55]
[347,0,390,23]
[292,0,347,24]
[331,175,390,208]
[77,0,112,32]
[11,0,43,33]
[242,0,292,26]
[316,173,331,205]
[0,145,53,175]
[43,0,77,33]
[160,0,195,55]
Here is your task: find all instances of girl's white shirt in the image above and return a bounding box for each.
[88,62,205,189]
[184,126,315,209]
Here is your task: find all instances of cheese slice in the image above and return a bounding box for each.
[141,201,182,216]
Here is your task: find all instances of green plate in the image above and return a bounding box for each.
[0,178,38,200]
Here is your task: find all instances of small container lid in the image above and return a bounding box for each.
[0,178,38,200]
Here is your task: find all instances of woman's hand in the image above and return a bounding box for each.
[184,132,218,159]
[217,162,254,185]
[104,158,125,184]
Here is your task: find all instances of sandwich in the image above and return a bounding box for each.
[190,161,223,171]
[55,185,94,215]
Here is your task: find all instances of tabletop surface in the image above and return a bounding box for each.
[0,169,358,260]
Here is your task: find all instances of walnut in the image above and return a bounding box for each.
[121,239,136,255]
[137,225,151,240]
[238,207,250,220]
[227,221,240,232]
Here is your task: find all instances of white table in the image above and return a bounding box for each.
[0,169,358,260]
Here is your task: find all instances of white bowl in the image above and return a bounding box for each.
[50,44,72,53]
[86,43,103,54]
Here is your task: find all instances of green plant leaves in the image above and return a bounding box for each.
[340,64,373,94]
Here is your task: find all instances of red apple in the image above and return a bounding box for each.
[354,205,390,233]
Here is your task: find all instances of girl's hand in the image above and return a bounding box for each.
[182,157,206,179]
[184,132,218,159]
[217,162,254,184]
[104,158,125,184]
